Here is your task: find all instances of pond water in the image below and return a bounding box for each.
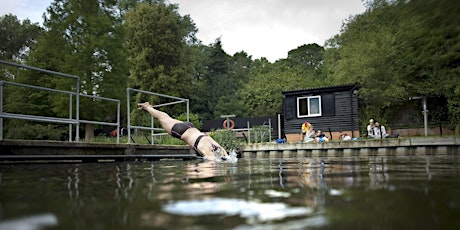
[1,155,459,230]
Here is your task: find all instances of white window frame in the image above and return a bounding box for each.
[297,95,322,118]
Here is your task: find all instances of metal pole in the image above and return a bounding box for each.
[186,99,190,122]
[423,97,428,136]
[69,94,73,142]
[75,79,80,142]
[0,81,3,140]
[0,60,79,79]
[151,115,154,145]
[269,118,272,142]
[278,114,281,139]
[116,101,120,144]
[247,121,250,143]
[127,88,131,144]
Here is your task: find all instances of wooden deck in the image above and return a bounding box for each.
[1,137,459,163]
[241,137,460,158]
[0,140,196,163]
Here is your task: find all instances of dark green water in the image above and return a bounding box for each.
[1,155,459,230]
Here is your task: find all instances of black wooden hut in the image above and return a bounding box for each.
[281,84,360,142]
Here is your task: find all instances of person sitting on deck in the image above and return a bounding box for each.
[301,121,315,143]
[340,132,352,141]
[367,119,376,138]
[138,102,229,161]
[373,121,390,139]
[315,130,329,143]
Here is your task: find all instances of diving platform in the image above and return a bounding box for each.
[0,140,196,163]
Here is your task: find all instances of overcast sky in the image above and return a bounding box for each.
[1,0,366,62]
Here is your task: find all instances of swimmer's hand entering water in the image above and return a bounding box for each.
[214,150,238,163]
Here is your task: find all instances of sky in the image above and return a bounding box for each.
[1,0,366,62]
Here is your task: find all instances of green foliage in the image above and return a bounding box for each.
[4,120,66,140]
[176,112,202,130]
[191,40,234,119]
[0,14,43,81]
[0,14,43,63]
[2,0,459,142]
[325,0,460,127]
[125,2,196,96]
[239,44,326,116]
[130,130,186,145]
[209,129,243,151]
[248,125,272,143]
[124,1,198,124]
[29,0,128,139]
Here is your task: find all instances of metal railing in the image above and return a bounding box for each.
[232,119,272,143]
[78,94,120,143]
[0,60,80,141]
[0,60,120,143]
[126,88,189,144]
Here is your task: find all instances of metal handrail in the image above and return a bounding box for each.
[0,60,81,141]
[126,88,189,144]
[1,112,77,124]
[0,80,121,143]
[0,60,121,143]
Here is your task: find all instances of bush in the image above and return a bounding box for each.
[210,129,243,151]
[4,120,67,140]
[248,125,271,143]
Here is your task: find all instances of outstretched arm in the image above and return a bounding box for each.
[138,102,179,134]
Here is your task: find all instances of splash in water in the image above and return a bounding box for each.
[214,149,238,163]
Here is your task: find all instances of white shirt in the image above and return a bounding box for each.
[373,125,387,138]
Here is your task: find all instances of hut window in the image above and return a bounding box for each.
[297,96,321,117]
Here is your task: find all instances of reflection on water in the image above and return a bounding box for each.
[67,167,79,200]
[0,155,459,229]
[0,213,57,230]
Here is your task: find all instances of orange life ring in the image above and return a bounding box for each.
[223,119,235,130]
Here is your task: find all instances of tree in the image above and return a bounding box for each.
[212,51,253,118]
[190,39,233,119]
[124,1,198,121]
[283,43,325,79]
[0,14,43,80]
[239,44,326,117]
[390,0,460,128]
[0,14,43,62]
[324,0,460,129]
[21,0,129,141]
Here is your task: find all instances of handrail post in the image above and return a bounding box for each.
[75,79,80,142]
[117,101,120,144]
[186,99,190,122]
[247,121,250,143]
[151,116,154,145]
[69,94,73,142]
[127,88,131,144]
[269,118,272,142]
[0,81,3,140]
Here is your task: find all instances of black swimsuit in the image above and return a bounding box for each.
[171,122,225,160]
[171,122,195,139]
[193,134,206,155]
[171,122,206,156]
